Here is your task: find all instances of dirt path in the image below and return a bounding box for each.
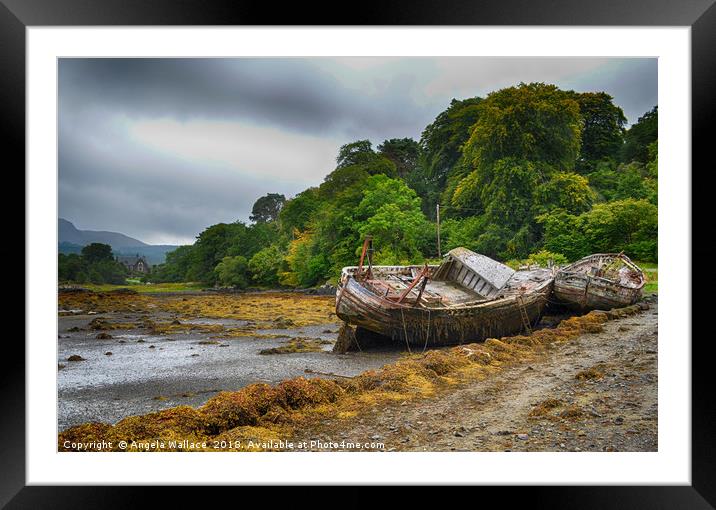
[300,300,658,452]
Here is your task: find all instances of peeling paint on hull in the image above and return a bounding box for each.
[554,253,645,311]
[335,254,554,349]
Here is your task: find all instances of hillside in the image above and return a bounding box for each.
[58,219,179,265]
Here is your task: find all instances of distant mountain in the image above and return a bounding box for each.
[59,218,148,248]
[58,219,180,265]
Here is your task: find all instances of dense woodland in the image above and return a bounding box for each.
[95,82,660,288]
[59,243,129,284]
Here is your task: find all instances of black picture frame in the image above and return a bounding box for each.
[5,0,710,506]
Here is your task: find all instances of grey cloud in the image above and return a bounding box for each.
[59,58,432,142]
[59,57,657,245]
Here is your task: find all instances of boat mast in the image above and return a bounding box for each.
[436,203,441,258]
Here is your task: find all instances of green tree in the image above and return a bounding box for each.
[149,245,193,282]
[336,140,375,168]
[81,243,114,264]
[414,97,483,216]
[621,106,658,164]
[440,216,487,253]
[355,175,431,262]
[534,172,595,215]
[92,259,128,284]
[378,138,420,178]
[248,245,283,287]
[214,255,249,288]
[58,253,87,282]
[644,140,658,205]
[537,210,591,261]
[419,97,483,186]
[250,193,285,223]
[463,83,582,173]
[582,198,657,258]
[479,158,542,231]
[279,188,321,235]
[279,231,325,287]
[571,91,627,173]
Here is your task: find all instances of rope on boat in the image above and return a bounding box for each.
[353,327,363,352]
[400,308,412,354]
[422,308,431,353]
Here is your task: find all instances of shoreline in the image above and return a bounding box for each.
[58,296,657,452]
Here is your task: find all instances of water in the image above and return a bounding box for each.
[58,314,402,430]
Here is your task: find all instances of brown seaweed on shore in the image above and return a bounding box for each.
[58,305,645,452]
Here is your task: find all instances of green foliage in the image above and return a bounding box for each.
[58,253,88,283]
[279,231,323,287]
[540,199,658,262]
[248,245,283,287]
[250,193,285,223]
[621,106,657,164]
[420,97,483,179]
[506,249,568,269]
[150,221,279,285]
[537,210,592,261]
[527,249,568,267]
[581,199,657,258]
[463,82,582,173]
[571,91,627,173]
[534,172,595,215]
[479,158,542,230]
[336,140,375,168]
[214,256,249,288]
[59,243,128,284]
[378,138,420,178]
[440,216,486,252]
[356,175,430,262]
[141,86,658,288]
[279,188,320,234]
[588,161,653,203]
[81,243,114,264]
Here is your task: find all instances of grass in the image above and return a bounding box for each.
[634,261,658,294]
[58,304,649,452]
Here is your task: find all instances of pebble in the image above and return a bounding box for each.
[517,434,529,440]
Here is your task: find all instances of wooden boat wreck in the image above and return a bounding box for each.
[334,239,554,352]
[553,253,645,311]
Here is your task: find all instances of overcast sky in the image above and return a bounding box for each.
[59,57,657,245]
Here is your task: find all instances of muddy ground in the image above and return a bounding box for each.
[296,300,658,452]
[58,290,657,452]
[58,291,400,430]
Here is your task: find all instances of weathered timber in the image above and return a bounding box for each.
[553,253,645,311]
[334,247,554,350]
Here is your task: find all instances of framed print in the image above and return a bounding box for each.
[4,0,711,505]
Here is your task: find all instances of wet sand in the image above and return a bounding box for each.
[58,302,401,430]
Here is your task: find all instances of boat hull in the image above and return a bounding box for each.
[336,276,552,348]
[553,272,642,311]
[553,254,645,311]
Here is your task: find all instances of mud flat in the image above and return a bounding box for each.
[59,290,657,452]
[58,291,401,430]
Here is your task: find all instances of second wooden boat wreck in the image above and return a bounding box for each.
[553,253,645,311]
[334,240,554,352]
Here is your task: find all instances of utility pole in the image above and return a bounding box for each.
[436,203,441,258]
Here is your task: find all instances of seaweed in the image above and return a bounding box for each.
[58,305,641,452]
[259,338,328,355]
